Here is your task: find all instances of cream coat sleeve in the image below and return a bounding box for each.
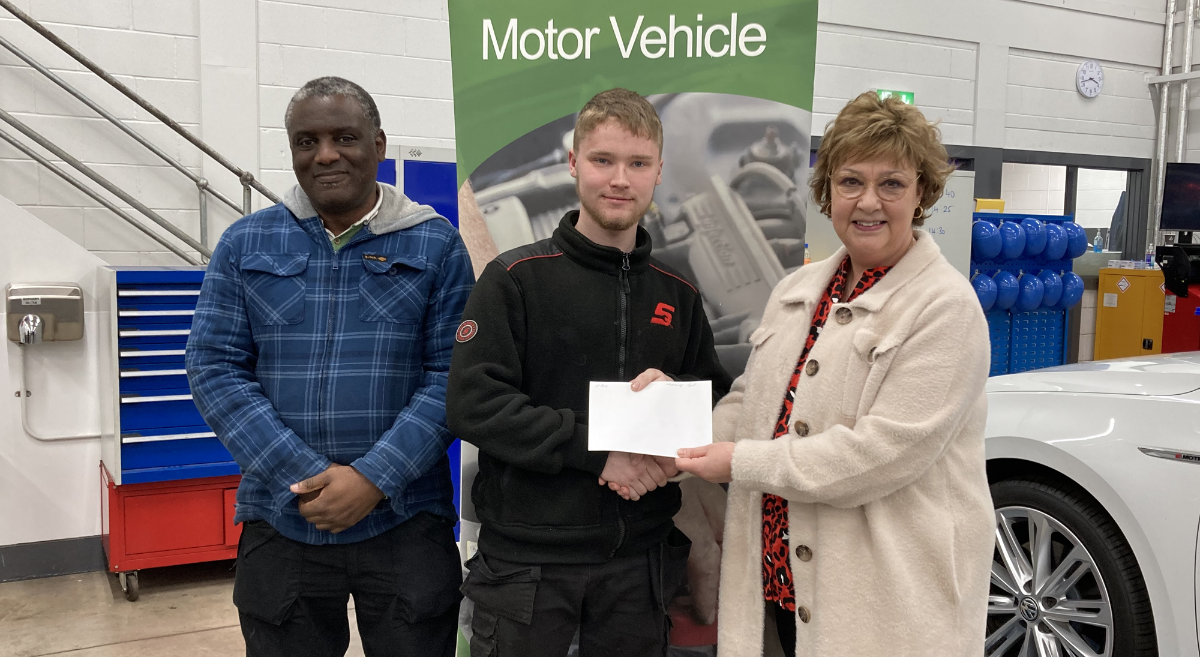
[711,372,746,444]
[730,292,990,508]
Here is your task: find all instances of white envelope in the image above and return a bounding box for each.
[587,380,713,458]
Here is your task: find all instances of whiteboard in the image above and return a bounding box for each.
[922,170,974,278]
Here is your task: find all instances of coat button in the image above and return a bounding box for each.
[805,359,819,376]
[797,606,811,623]
[835,307,852,324]
[795,544,812,561]
[792,420,809,437]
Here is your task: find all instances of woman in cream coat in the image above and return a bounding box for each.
[677,92,994,656]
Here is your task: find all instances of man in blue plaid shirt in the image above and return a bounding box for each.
[186,77,473,657]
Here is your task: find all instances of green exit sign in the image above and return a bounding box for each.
[876,89,915,105]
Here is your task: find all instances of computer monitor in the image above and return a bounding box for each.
[1161,162,1200,231]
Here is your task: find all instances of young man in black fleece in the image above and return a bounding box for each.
[447,88,732,657]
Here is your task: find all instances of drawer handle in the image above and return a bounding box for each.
[118,310,196,317]
[119,329,191,337]
[120,349,185,357]
[118,290,200,297]
[120,393,194,404]
[121,431,216,444]
[120,369,186,378]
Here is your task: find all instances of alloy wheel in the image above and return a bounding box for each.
[986,506,1114,657]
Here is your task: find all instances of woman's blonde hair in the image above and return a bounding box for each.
[810,92,955,226]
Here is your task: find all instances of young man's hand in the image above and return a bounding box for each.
[598,369,682,499]
[598,452,668,501]
[629,367,672,391]
[603,455,679,500]
[290,464,386,533]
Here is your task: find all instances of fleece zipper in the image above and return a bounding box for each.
[611,251,633,557]
[618,252,631,379]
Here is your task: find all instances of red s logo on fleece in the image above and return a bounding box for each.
[651,303,674,327]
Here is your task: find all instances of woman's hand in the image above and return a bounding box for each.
[676,442,735,484]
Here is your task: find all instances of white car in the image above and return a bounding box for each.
[984,352,1200,657]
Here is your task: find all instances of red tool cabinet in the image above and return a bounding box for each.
[98,267,243,601]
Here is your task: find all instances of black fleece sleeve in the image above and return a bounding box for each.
[673,296,734,406]
[447,261,610,477]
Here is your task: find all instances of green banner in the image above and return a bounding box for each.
[449,0,819,183]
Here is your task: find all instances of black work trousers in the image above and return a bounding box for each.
[234,512,462,657]
[463,528,691,657]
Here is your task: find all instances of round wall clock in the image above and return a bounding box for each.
[1077,60,1104,98]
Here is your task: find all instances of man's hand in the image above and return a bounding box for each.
[630,368,672,391]
[598,452,668,502]
[605,455,679,500]
[290,464,386,533]
[599,369,681,499]
[676,442,735,484]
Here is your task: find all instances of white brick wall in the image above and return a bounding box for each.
[818,0,1164,155]
[1079,289,1098,362]
[1000,162,1068,215]
[814,25,976,145]
[0,0,1181,264]
[256,0,453,194]
[1075,168,1129,228]
[1004,50,1158,157]
[0,0,203,265]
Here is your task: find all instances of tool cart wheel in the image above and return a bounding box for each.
[119,571,140,602]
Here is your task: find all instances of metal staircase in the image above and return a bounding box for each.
[0,0,279,264]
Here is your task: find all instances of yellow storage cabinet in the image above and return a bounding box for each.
[1094,268,1165,360]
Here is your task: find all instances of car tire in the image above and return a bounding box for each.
[988,477,1157,657]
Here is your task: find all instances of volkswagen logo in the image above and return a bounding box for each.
[1019,597,1039,622]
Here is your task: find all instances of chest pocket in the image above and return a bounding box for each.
[359,253,430,324]
[240,253,309,326]
[840,328,899,418]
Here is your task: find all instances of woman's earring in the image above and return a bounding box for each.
[914,207,923,220]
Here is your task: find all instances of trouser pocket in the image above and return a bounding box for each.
[650,526,692,614]
[461,552,541,656]
[233,520,299,625]
[390,512,464,624]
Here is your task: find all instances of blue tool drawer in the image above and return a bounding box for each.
[115,269,239,484]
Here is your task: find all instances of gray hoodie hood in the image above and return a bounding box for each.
[283,182,443,236]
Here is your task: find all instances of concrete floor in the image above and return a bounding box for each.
[0,562,367,657]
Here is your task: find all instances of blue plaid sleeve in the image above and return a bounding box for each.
[351,232,474,503]
[186,232,331,507]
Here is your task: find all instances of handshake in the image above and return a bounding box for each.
[594,368,735,499]
[597,367,679,501]
[598,451,680,501]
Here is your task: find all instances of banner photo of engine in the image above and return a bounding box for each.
[449,0,819,381]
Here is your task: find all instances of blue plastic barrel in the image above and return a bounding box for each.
[1063,222,1089,259]
[1057,271,1085,309]
[999,221,1026,261]
[1014,272,1045,312]
[972,220,1003,261]
[1021,218,1047,258]
[994,270,1020,310]
[1037,270,1063,307]
[1041,223,1068,261]
[973,272,998,311]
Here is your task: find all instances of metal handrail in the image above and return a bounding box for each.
[0,33,243,216]
[0,0,280,204]
[0,106,212,259]
[0,0,282,258]
[0,127,200,265]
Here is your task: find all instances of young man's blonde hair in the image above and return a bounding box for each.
[573,88,663,154]
[810,92,955,226]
